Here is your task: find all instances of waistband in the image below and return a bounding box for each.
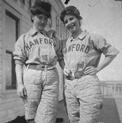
[65,70,84,80]
[28,64,56,71]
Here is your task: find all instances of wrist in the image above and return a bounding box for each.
[96,67,101,73]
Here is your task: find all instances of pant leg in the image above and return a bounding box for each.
[35,68,59,123]
[64,79,80,123]
[23,68,43,121]
[77,75,103,123]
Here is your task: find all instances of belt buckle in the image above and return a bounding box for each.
[39,64,47,71]
[41,65,45,69]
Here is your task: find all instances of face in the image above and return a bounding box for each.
[63,15,81,34]
[32,14,48,31]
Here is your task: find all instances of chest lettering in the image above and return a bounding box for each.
[67,43,90,54]
[25,37,53,51]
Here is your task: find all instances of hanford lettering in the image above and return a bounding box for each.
[25,37,53,51]
[67,43,90,54]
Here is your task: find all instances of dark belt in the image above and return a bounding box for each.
[28,64,56,71]
[65,71,84,80]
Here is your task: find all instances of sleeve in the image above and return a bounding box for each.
[47,29,65,69]
[13,34,27,65]
[55,38,65,69]
[92,34,119,57]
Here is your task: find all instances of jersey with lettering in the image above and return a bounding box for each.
[62,30,119,73]
[13,28,62,66]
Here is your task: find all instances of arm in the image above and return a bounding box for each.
[56,39,65,70]
[97,56,115,72]
[15,63,27,98]
[47,29,65,69]
[15,63,23,86]
[57,39,72,76]
[58,58,65,70]
[84,34,119,75]
[13,34,27,98]
[84,56,116,75]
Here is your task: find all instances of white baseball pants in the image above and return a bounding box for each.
[64,75,103,123]
[23,67,59,123]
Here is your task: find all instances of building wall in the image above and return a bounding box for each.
[0,1,31,123]
[0,0,3,95]
[0,0,65,122]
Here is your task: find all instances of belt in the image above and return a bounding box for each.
[28,64,56,71]
[65,71,84,80]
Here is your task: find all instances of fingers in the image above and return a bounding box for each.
[64,68,71,76]
[23,88,27,98]
[64,70,69,76]
[17,91,24,98]
[84,66,98,75]
[17,87,27,99]
[84,66,94,71]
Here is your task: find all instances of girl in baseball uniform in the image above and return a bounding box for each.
[60,6,119,123]
[13,1,63,123]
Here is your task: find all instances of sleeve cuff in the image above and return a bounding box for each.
[15,60,24,65]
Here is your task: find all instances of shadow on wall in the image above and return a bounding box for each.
[98,97,121,123]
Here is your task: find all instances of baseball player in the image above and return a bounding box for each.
[13,1,62,123]
[60,6,119,123]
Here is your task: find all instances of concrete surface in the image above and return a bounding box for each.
[56,97,122,123]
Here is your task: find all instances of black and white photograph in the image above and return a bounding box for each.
[0,0,122,123]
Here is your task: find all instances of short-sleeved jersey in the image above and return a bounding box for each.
[13,28,62,66]
[62,30,119,73]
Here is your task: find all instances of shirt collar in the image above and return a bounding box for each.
[29,27,47,37]
[78,30,88,40]
[28,28,38,36]
[70,30,88,42]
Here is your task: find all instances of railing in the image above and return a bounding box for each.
[100,81,122,98]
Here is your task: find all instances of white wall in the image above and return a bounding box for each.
[63,0,122,81]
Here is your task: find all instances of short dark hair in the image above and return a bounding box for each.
[30,0,51,18]
[60,6,82,22]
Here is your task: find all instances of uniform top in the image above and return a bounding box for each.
[62,30,119,73]
[13,28,63,66]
